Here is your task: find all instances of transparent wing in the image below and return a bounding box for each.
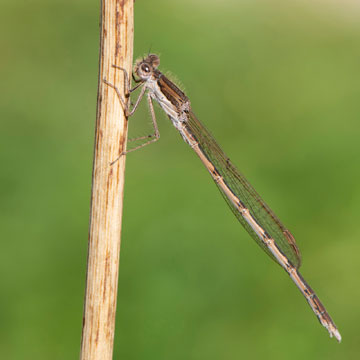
[186,110,302,268]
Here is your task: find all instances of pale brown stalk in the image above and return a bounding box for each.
[80,1,134,359]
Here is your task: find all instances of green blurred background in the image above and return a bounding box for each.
[1,0,359,359]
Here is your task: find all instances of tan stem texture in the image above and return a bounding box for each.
[80,1,134,359]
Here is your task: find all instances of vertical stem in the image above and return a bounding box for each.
[80,1,134,359]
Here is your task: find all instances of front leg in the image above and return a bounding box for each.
[103,65,146,117]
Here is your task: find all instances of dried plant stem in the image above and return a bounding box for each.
[80,1,134,359]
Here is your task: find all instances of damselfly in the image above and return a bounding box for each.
[104,54,341,342]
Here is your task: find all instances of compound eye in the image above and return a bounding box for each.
[141,64,150,73]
